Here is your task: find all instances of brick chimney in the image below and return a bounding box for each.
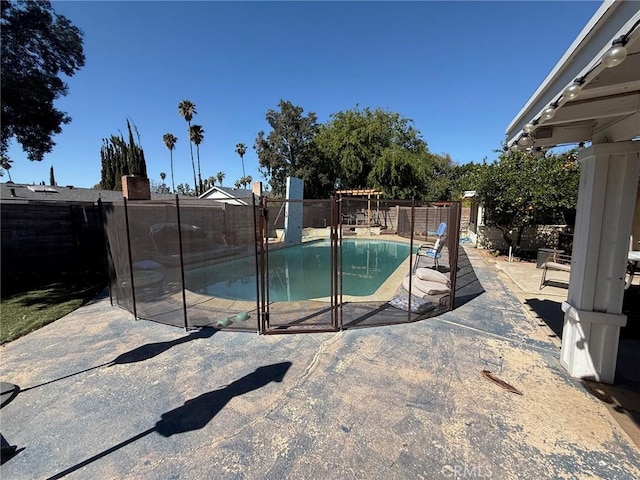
[122,175,151,200]
[251,181,263,197]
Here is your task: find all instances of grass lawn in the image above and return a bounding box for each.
[1,273,106,345]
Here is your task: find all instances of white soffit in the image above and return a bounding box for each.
[506,0,640,149]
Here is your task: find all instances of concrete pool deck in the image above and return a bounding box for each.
[1,247,639,479]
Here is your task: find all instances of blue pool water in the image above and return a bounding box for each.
[185,239,411,302]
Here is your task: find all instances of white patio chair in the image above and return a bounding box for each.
[413,237,446,271]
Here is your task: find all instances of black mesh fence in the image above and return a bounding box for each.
[122,200,186,328]
[336,198,460,328]
[260,198,338,332]
[103,197,260,331]
[179,198,259,331]
[102,195,463,334]
[103,203,133,313]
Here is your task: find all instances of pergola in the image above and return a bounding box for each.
[506,0,640,383]
[335,189,385,226]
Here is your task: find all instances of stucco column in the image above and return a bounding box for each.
[561,142,640,383]
[284,177,304,246]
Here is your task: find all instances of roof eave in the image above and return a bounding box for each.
[506,0,640,147]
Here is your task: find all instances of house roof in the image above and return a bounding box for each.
[0,182,180,204]
[200,185,255,198]
[506,0,640,150]
[199,185,258,205]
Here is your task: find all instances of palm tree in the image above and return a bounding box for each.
[207,176,215,190]
[216,171,225,186]
[241,175,253,188]
[162,133,177,192]
[190,124,205,195]
[235,143,247,178]
[1,156,13,182]
[178,100,197,194]
[160,172,166,183]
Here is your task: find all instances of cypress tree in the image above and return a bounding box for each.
[99,120,148,190]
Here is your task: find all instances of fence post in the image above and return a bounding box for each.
[252,194,261,334]
[330,196,337,329]
[408,199,416,322]
[97,198,114,306]
[448,201,461,311]
[122,197,137,320]
[174,195,189,331]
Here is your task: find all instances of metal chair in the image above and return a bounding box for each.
[341,213,355,225]
[413,237,446,271]
[539,253,572,289]
[427,221,447,238]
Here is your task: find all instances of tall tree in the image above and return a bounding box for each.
[254,100,324,197]
[315,106,448,199]
[366,146,429,199]
[1,0,85,162]
[239,175,252,189]
[190,124,205,195]
[447,160,482,200]
[474,148,580,251]
[176,183,195,196]
[178,100,197,194]
[99,119,148,191]
[235,143,247,178]
[49,165,56,186]
[0,156,13,181]
[151,177,170,194]
[216,171,225,186]
[162,133,177,192]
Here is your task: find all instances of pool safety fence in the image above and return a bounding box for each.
[102,195,462,334]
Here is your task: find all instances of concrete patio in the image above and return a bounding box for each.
[1,246,639,479]
[489,251,640,450]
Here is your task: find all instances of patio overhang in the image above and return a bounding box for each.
[504,0,640,385]
[506,0,640,151]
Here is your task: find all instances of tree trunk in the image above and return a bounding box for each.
[500,228,513,248]
[196,146,203,195]
[515,226,525,253]
[170,150,175,192]
[188,121,197,195]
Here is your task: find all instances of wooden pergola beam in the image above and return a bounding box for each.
[335,189,384,197]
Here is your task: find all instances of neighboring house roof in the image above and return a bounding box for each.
[199,185,258,205]
[506,0,640,149]
[0,182,180,204]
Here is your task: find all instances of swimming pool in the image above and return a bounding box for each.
[185,239,411,302]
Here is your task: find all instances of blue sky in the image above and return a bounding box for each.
[5,0,602,190]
